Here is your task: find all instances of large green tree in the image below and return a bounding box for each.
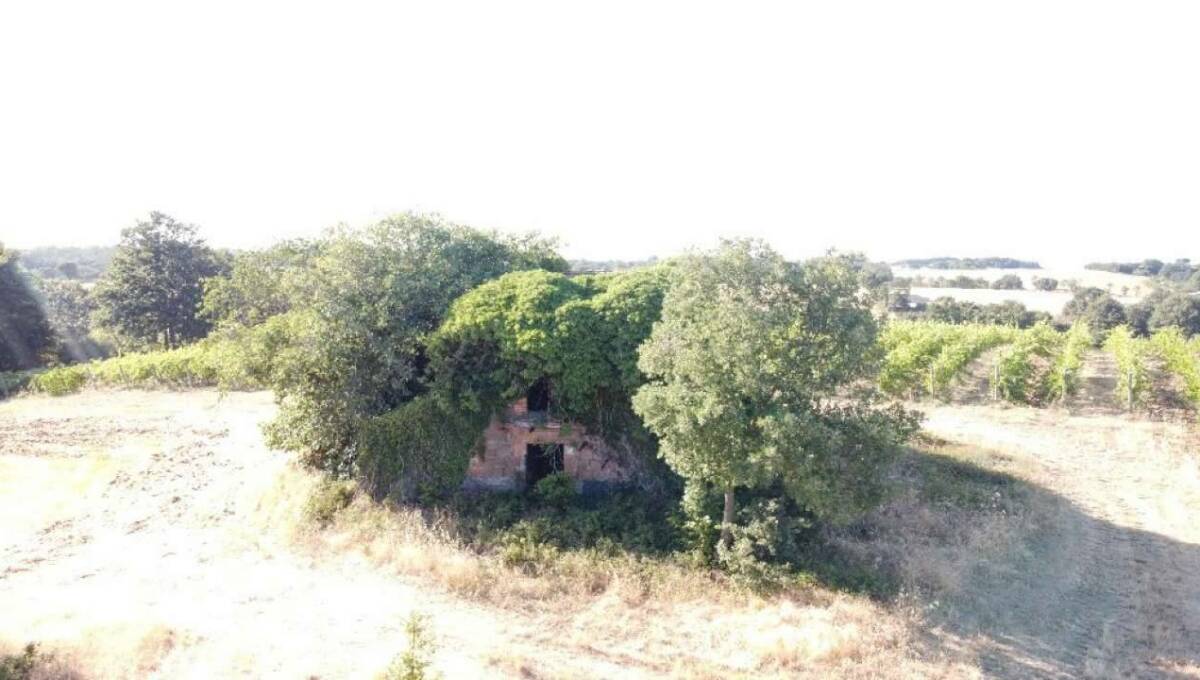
[200,238,322,330]
[0,245,56,371]
[263,213,567,476]
[92,212,223,349]
[632,240,917,549]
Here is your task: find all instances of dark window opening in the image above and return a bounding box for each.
[526,378,551,412]
[525,443,564,487]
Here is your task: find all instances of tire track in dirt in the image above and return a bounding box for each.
[922,405,1200,678]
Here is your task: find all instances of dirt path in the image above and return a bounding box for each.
[921,404,1200,678]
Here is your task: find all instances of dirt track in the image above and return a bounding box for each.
[2,390,1199,678]
[921,404,1200,678]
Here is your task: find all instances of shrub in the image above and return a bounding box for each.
[380,612,441,680]
[304,478,357,527]
[533,472,575,508]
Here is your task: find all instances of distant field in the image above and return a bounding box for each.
[897,266,1153,315]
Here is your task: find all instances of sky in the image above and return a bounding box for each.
[1,1,1198,266]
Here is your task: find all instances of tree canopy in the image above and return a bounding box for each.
[0,245,56,371]
[92,212,223,350]
[632,240,918,553]
[261,213,568,475]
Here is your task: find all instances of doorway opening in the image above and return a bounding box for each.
[525,443,564,487]
[526,378,551,412]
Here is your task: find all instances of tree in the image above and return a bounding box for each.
[262,213,567,475]
[1032,276,1058,291]
[1149,293,1200,337]
[632,240,917,552]
[0,245,56,370]
[992,274,1024,290]
[37,279,106,361]
[201,239,321,329]
[92,212,223,350]
[1064,287,1126,338]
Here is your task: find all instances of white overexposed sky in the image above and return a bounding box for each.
[1,1,1198,266]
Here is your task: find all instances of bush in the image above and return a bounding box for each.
[304,478,357,527]
[533,472,575,508]
[991,274,1024,290]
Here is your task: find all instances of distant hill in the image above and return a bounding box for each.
[16,245,116,282]
[893,257,1041,270]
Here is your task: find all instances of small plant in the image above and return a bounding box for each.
[380,612,441,680]
[304,478,356,527]
[533,471,575,508]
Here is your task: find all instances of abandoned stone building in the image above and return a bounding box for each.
[462,380,633,493]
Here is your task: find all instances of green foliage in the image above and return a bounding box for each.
[201,239,321,329]
[0,245,57,371]
[0,371,35,398]
[880,321,1018,398]
[922,296,1050,328]
[1104,326,1152,410]
[262,213,565,477]
[92,212,224,350]
[1151,327,1200,414]
[450,489,684,566]
[356,395,488,500]
[994,323,1063,404]
[1063,287,1126,339]
[429,266,669,447]
[1032,276,1058,291]
[533,471,576,509]
[633,240,918,548]
[715,497,807,585]
[304,478,357,527]
[380,612,441,680]
[26,338,260,396]
[35,279,108,362]
[1148,293,1200,337]
[991,274,1023,290]
[1044,322,1091,402]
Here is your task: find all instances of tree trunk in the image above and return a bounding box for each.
[721,486,735,549]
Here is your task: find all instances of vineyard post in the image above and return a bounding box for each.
[992,364,1000,401]
[1127,367,1134,411]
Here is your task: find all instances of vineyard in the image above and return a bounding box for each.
[880,321,1200,415]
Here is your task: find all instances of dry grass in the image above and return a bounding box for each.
[279,435,1044,677]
